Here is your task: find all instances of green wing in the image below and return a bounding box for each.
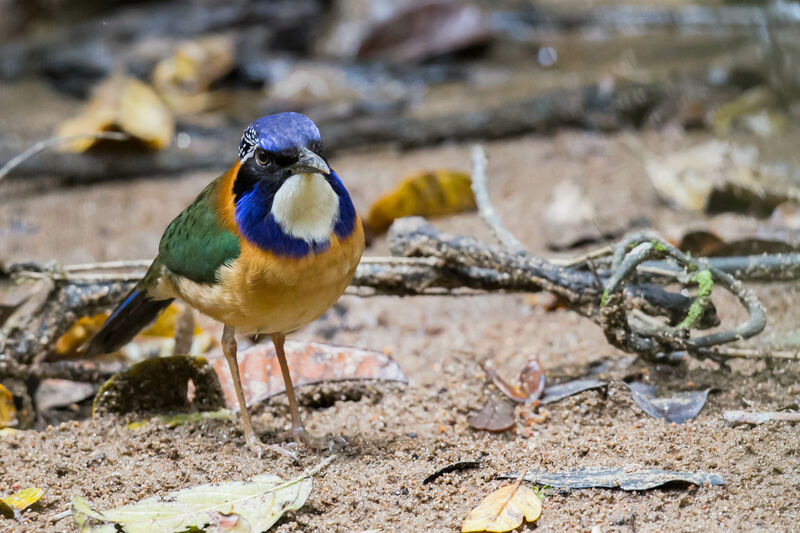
[158,177,241,284]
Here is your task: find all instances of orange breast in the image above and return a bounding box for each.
[173,217,365,334]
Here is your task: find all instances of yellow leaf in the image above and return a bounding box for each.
[462,478,542,533]
[55,304,201,358]
[55,313,109,356]
[0,487,44,517]
[152,35,235,114]
[365,169,476,234]
[0,384,17,428]
[58,76,174,152]
[140,303,202,338]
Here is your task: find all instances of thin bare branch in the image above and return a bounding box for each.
[470,145,526,252]
[0,132,130,183]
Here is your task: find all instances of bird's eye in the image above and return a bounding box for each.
[255,148,270,167]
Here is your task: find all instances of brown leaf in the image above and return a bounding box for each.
[462,475,542,532]
[57,76,174,152]
[518,360,546,401]
[357,0,491,62]
[467,397,515,433]
[0,384,17,428]
[365,169,476,234]
[209,341,407,408]
[483,359,545,404]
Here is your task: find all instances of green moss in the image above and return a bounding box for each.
[678,270,713,330]
[650,240,667,253]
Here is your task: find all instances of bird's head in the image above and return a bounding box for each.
[232,113,356,256]
[235,112,330,188]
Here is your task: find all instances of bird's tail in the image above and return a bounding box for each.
[83,286,173,358]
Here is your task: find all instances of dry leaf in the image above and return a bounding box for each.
[35,379,95,413]
[0,384,17,428]
[483,359,545,404]
[140,303,202,338]
[55,313,108,357]
[462,476,542,532]
[58,75,174,152]
[357,0,491,62]
[152,35,235,114]
[499,469,724,491]
[365,170,476,234]
[54,303,202,359]
[467,397,516,432]
[626,382,710,424]
[210,341,407,409]
[71,458,333,533]
[540,379,607,405]
[0,487,44,518]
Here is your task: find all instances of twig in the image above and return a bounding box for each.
[600,234,767,360]
[3,221,798,379]
[49,508,72,523]
[470,145,525,252]
[0,132,130,183]
[723,410,800,426]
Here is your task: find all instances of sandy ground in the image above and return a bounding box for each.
[2,129,800,532]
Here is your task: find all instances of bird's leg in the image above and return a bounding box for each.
[222,326,298,461]
[222,325,264,457]
[272,332,325,449]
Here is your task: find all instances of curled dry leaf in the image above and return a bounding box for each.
[365,169,476,234]
[152,35,235,114]
[626,382,710,424]
[0,487,44,518]
[57,75,174,152]
[462,475,542,533]
[483,359,545,404]
[0,384,17,428]
[210,341,406,409]
[540,379,607,405]
[467,397,516,433]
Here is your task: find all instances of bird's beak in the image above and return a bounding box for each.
[289,147,330,175]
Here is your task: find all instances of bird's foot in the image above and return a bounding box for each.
[246,434,299,462]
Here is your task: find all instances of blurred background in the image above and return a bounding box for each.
[3,0,800,361]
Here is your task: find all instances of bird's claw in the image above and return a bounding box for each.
[246,435,299,462]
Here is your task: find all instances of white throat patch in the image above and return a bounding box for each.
[271,173,339,242]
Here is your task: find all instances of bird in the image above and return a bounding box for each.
[84,112,365,456]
